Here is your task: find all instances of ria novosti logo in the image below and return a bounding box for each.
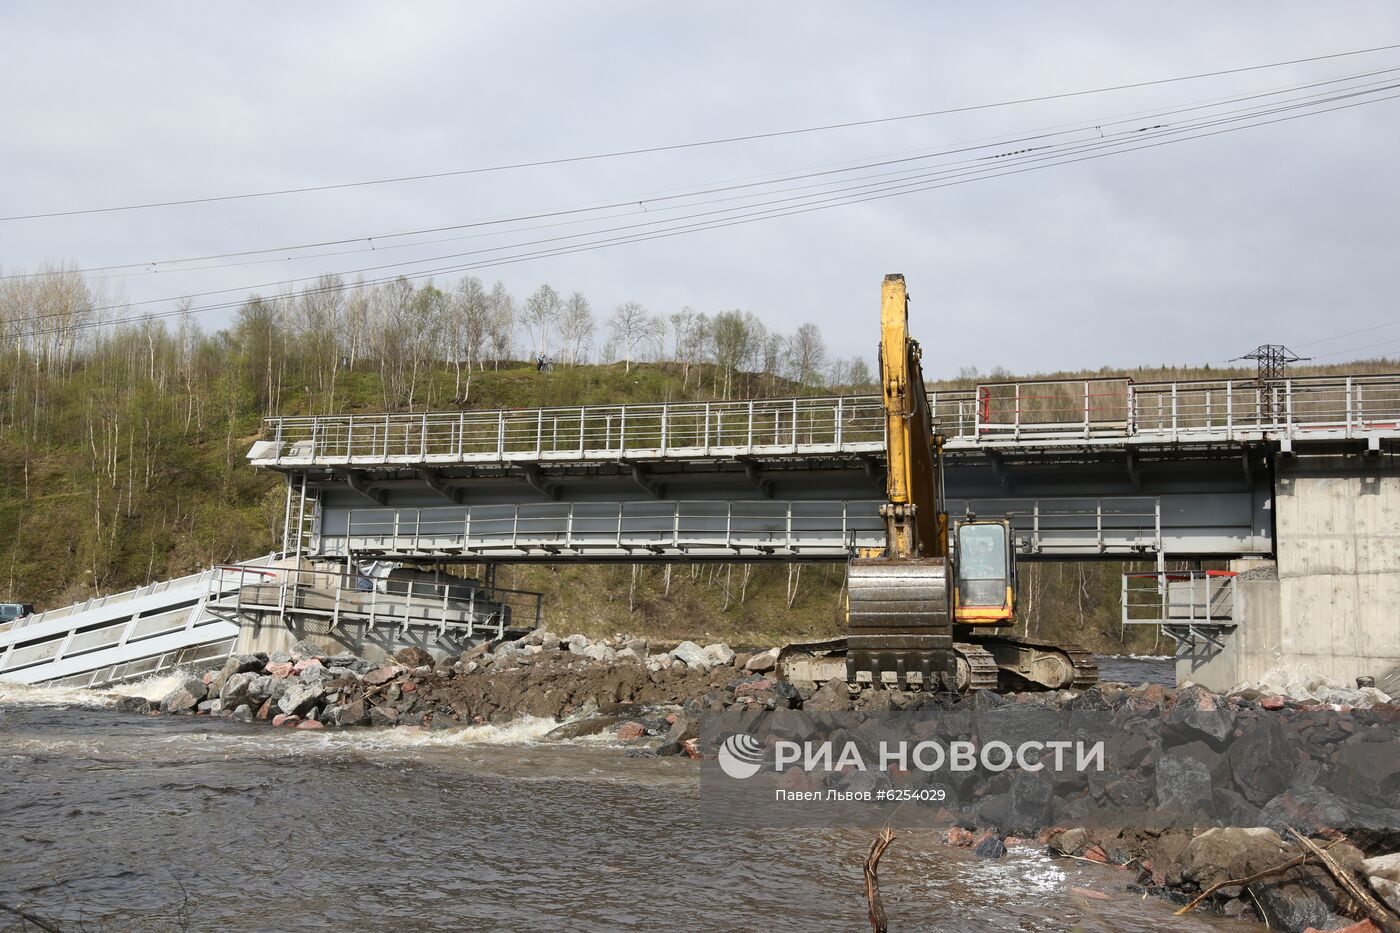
[717,733,766,779]
[714,733,1106,780]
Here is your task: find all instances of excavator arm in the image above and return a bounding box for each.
[875,274,945,560]
[842,274,959,690]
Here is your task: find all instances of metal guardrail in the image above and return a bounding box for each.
[248,374,1400,467]
[252,394,890,465]
[1122,569,1238,656]
[954,496,1162,555]
[209,564,541,640]
[0,566,220,638]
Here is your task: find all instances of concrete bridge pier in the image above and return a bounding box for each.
[1179,448,1400,694]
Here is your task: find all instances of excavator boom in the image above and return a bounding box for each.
[843,275,957,689]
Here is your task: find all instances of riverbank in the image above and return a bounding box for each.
[100,630,1400,932]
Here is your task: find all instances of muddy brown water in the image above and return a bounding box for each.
[1,658,1252,933]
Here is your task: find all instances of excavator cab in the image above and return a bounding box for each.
[952,519,1016,626]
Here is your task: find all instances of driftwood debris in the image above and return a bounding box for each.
[864,827,896,933]
[0,901,61,932]
[1173,853,1312,916]
[1288,828,1400,933]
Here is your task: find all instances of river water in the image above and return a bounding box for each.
[1,658,1254,933]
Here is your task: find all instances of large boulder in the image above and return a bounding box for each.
[1228,717,1296,805]
[323,698,369,727]
[1155,753,1215,818]
[804,678,850,712]
[1005,771,1054,837]
[112,695,151,714]
[161,677,207,714]
[582,644,617,663]
[670,641,710,670]
[1251,873,1344,933]
[1362,852,1400,916]
[289,639,323,661]
[362,666,400,686]
[1180,827,1291,890]
[393,646,434,668]
[1328,738,1400,810]
[210,653,265,695]
[1260,785,1400,850]
[972,833,1007,860]
[218,672,261,710]
[703,643,736,667]
[368,704,399,726]
[278,683,325,717]
[299,664,339,685]
[1164,685,1235,746]
[244,674,274,704]
[745,648,779,673]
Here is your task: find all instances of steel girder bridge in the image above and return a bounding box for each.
[248,373,1400,564]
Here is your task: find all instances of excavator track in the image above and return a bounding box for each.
[952,643,1000,692]
[964,634,1099,690]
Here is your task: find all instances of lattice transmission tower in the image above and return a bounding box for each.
[1241,344,1307,421]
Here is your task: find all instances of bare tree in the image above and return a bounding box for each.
[373,277,416,408]
[405,283,448,407]
[448,276,490,400]
[607,301,650,373]
[669,307,709,388]
[559,291,594,364]
[340,278,371,371]
[788,322,828,387]
[295,274,345,409]
[709,309,764,396]
[486,281,514,368]
[522,283,561,360]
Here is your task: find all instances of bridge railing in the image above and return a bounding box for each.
[255,395,889,465]
[1121,569,1237,626]
[0,566,221,638]
[973,378,1131,439]
[249,374,1400,466]
[209,563,540,639]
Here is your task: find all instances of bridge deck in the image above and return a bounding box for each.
[249,374,1400,470]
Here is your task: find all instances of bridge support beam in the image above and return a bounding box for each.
[1180,451,1400,693]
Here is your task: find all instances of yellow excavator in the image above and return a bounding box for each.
[779,274,1097,693]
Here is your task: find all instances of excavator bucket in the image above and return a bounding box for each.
[845,557,955,690]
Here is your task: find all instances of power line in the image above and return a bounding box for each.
[1311,333,1400,360]
[5,41,1400,223]
[9,61,1400,284]
[47,82,1400,323]
[7,80,1400,343]
[1293,317,1400,349]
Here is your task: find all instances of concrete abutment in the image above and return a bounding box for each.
[1179,450,1400,693]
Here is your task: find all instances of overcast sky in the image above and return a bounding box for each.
[3,2,1400,379]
